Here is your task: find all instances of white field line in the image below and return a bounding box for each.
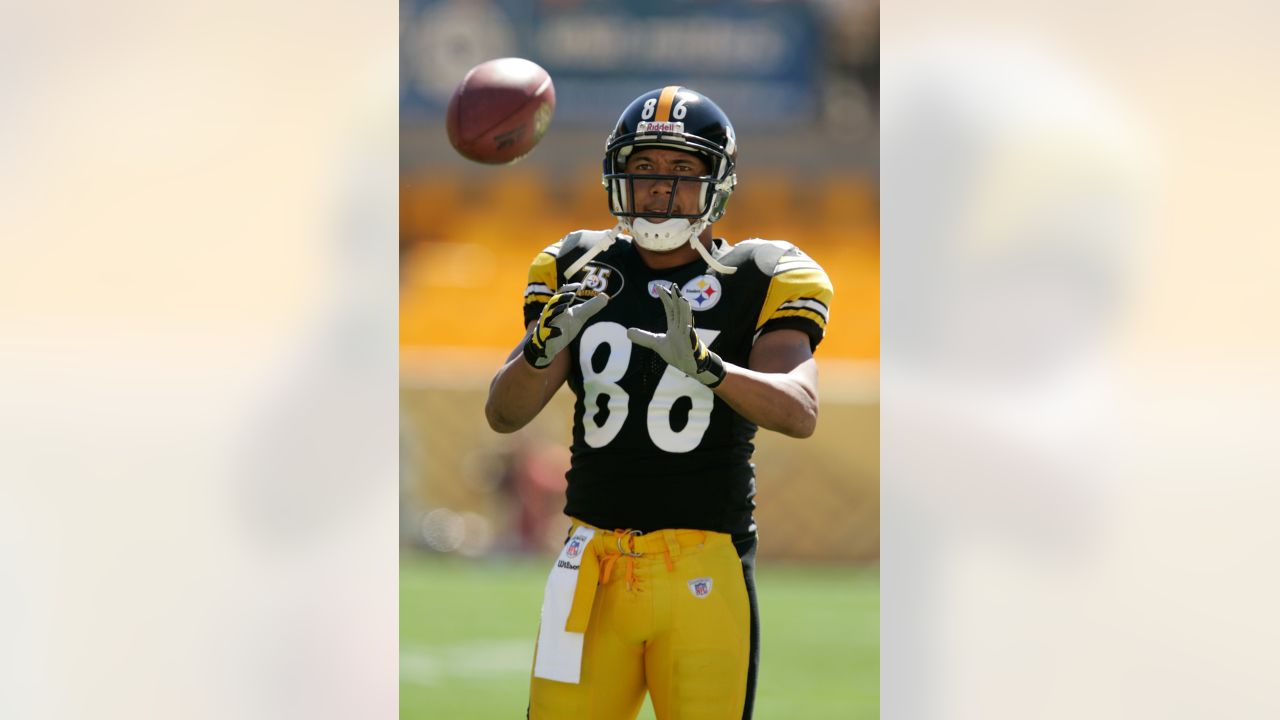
[400,639,533,686]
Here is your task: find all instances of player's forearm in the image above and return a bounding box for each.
[713,364,819,438]
[485,356,557,433]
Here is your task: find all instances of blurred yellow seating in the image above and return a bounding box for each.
[400,169,881,359]
[400,179,464,240]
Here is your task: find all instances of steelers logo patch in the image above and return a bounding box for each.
[680,275,722,311]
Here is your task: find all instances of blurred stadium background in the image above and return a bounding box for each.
[399,1,879,717]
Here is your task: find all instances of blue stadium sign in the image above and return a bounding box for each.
[401,0,821,127]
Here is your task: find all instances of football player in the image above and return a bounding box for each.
[485,86,834,720]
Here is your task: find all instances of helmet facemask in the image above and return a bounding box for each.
[604,143,736,252]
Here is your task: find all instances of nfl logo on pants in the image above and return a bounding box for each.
[688,577,713,598]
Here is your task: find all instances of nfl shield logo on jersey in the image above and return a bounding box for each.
[688,577,713,598]
[566,537,582,559]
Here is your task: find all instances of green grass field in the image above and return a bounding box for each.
[401,552,878,719]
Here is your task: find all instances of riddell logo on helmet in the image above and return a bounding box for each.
[636,121,684,135]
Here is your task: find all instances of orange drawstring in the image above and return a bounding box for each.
[599,552,620,584]
[596,529,691,590]
[599,530,642,590]
[599,553,636,589]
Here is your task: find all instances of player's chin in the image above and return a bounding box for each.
[643,245,685,255]
[639,208,694,218]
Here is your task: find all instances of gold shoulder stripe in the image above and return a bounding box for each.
[756,264,834,332]
[528,250,559,295]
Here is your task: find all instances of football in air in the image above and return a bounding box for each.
[446,57,556,165]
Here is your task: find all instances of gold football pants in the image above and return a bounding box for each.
[529,520,755,720]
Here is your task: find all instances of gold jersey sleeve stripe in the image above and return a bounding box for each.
[755,265,834,331]
[778,298,830,321]
[655,86,680,122]
[770,308,829,328]
[528,250,560,295]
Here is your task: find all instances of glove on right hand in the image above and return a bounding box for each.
[522,282,609,369]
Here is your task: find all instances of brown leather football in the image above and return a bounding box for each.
[446,58,556,165]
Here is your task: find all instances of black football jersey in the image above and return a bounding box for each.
[522,230,834,535]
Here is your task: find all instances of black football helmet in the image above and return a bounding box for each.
[602,87,738,251]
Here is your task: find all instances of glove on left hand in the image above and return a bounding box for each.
[626,282,726,388]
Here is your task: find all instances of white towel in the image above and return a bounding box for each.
[533,526,596,683]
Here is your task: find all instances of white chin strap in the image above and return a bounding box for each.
[630,217,698,251]
[626,218,736,274]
